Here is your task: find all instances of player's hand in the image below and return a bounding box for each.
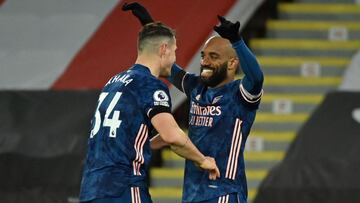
[213,15,241,43]
[122,2,154,26]
[199,156,221,180]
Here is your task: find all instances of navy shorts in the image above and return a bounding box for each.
[86,187,152,203]
[188,193,240,203]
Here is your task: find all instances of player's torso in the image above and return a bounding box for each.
[184,80,256,202]
[88,69,153,173]
[80,67,157,201]
[188,80,255,156]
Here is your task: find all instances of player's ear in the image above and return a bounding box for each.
[227,57,239,71]
[158,43,168,57]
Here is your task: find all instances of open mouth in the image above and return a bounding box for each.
[201,67,214,77]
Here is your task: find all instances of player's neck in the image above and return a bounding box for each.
[135,55,160,78]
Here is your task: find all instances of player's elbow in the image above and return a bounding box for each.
[160,129,185,145]
[160,134,178,145]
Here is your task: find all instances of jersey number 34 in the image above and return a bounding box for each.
[90,92,122,138]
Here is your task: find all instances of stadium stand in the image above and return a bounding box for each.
[340,50,360,91]
[254,91,360,203]
[252,0,360,202]
[0,0,263,202]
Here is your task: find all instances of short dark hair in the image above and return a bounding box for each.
[138,22,175,52]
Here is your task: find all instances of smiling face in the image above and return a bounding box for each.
[200,36,239,87]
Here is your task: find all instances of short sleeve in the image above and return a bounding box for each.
[142,80,172,120]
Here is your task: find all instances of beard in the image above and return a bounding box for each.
[200,62,228,87]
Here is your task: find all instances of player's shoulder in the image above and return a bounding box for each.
[129,72,169,98]
[231,79,242,86]
[221,79,241,92]
[146,74,166,86]
[139,73,168,91]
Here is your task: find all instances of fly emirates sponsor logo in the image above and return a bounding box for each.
[189,101,221,127]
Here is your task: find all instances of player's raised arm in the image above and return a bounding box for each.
[123,1,200,98]
[122,2,154,25]
[151,112,220,180]
[214,16,264,99]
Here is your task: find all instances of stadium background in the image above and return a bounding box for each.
[1,0,360,202]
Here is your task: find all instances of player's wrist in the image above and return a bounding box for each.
[228,34,241,44]
[198,156,208,167]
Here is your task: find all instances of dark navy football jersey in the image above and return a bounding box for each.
[168,39,263,203]
[177,71,261,203]
[79,64,172,202]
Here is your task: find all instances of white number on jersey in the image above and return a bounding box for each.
[90,92,122,138]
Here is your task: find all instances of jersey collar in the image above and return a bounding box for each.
[132,64,152,75]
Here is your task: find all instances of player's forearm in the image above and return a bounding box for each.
[233,39,264,95]
[169,131,206,165]
[151,113,206,165]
